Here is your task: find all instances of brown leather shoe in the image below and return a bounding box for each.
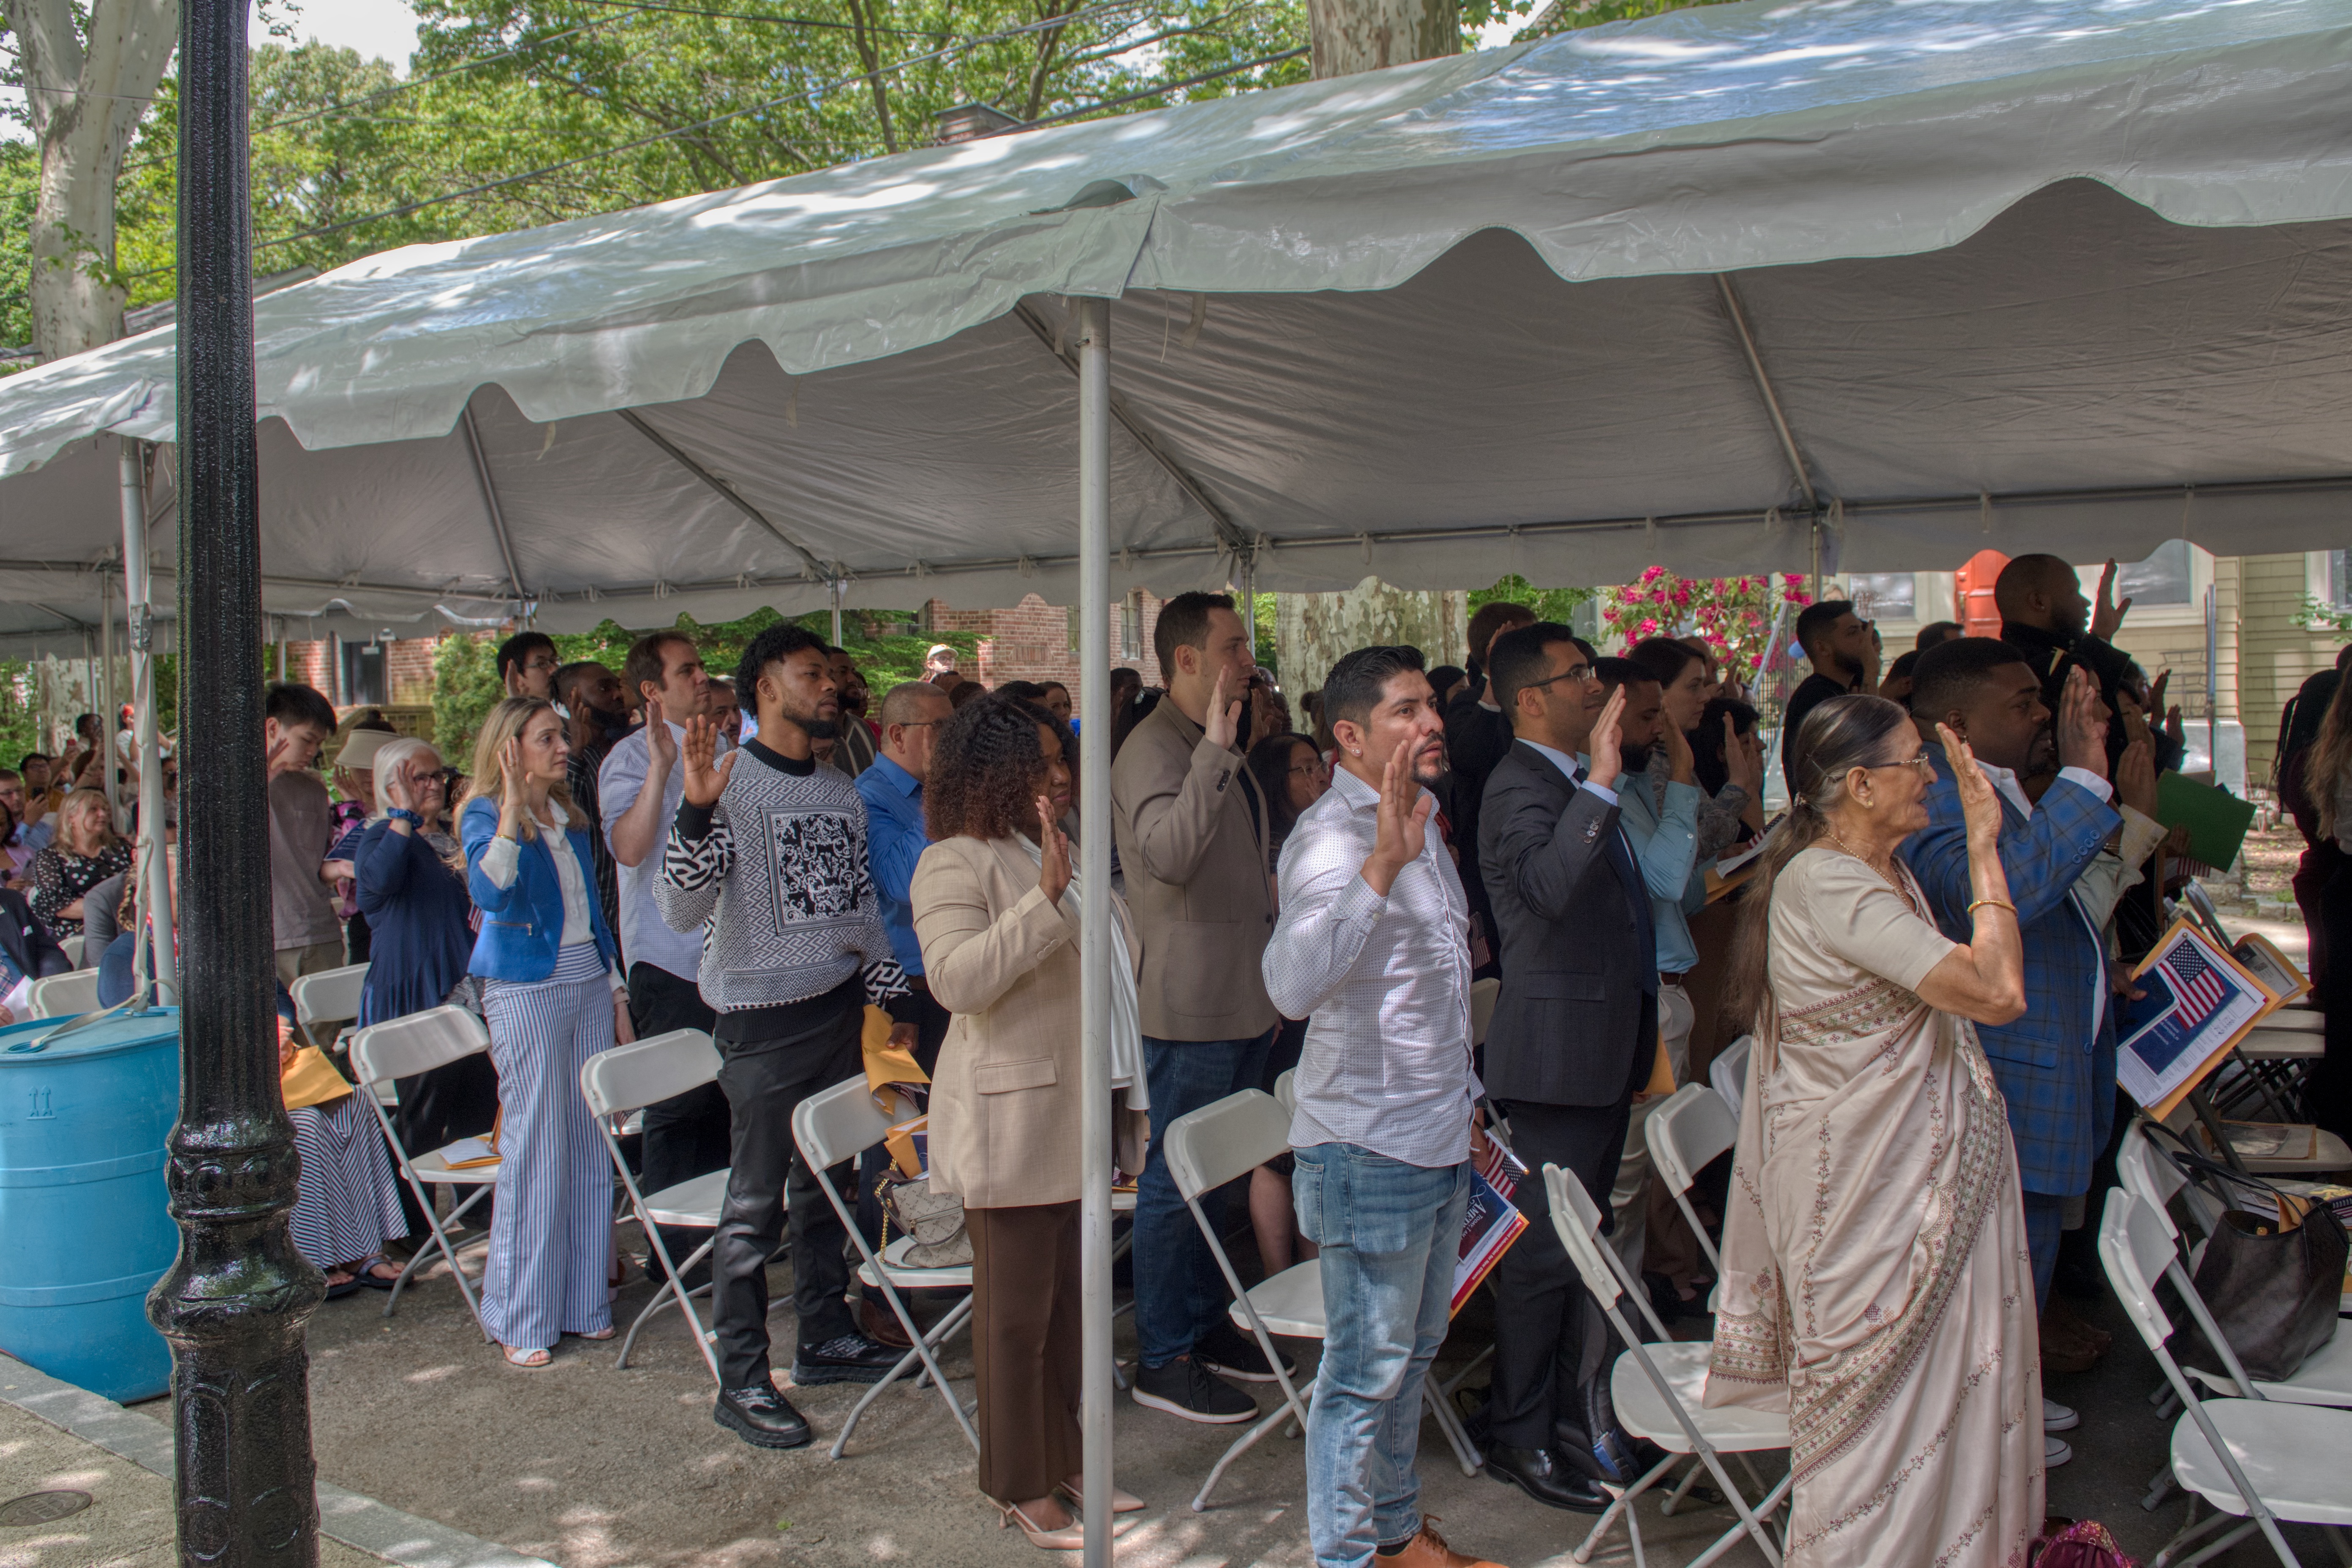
[2038,1318,2098,1375]
[1381,1517,1509,1568]
[859,1294,913,1350]
[2045,1296,2114,1355]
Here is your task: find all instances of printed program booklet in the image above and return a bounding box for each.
[2118,917,2280,1119]
[1455,1138,1530,1316]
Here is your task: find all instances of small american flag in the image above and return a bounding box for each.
[1475,1135,1525,1200]
[2166,942,2231,1028]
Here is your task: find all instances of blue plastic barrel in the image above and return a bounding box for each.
[0,1007,180,1402]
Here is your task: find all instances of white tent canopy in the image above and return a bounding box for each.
[4,0,2352,658]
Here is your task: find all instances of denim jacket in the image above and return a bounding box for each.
[460,795,621,982]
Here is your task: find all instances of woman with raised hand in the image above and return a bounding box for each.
[30,787,133,939]
[461,697,634,1369]
[1706,693,2038,1568]
[911,693,1148,1549]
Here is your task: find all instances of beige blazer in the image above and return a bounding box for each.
[1107,696,1277,1041]
[911,833,1149,1210]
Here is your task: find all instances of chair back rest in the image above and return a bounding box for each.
[291,962,369,1030]
[1647,1083,1736,1196]
[2098,1188,2180,1352]
[1542,1162,1622,1307]
[1470,976,1501,1048]
[1164,1089,1289,1202]
[580,1029,719,1119]
[29,968,102,1019]
[1710,1034,1753,1114]
[2114,1123,2185,1235]
[57,934,83,969]
[1274,1068,1295,1114]
[791,1075,896,1171]
[347,1005,490,1087]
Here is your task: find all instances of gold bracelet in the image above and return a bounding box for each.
[1966,897,2015,915]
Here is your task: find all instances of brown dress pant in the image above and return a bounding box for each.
[967,1200,1083,1504]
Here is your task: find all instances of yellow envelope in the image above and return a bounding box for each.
[862,1004,929,1097]
[280,1045,355,1111]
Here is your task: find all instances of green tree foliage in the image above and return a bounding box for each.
[1469,574,1595,626]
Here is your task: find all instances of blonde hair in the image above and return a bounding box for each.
[463,698,585,830]
[57,787,123,857]
[2313,672,2352,842]
[368,738,446,825]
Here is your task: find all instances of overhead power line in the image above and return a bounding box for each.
[1022,43,1305,123]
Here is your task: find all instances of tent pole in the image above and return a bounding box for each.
[829,574,845,647]
[101,561,120,824]
[1239,546,1256,663]
[120,437,177,1002]
[1074,295,1114,1568]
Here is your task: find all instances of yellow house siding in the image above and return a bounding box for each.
[2243,552,2347,784]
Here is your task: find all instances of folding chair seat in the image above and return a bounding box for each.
[2161,1100,2352,1178]
[289,961,368,1051]
[346,1005,498,1340]
[29,967,102,1019]
[579,1029,729,1385]
[1163,1086,1482,1513]
[1543,1163,1791,1568]
[1645,1083,1737,1282]
[790,1076,980,1460]
[2099,1190,2352,1568]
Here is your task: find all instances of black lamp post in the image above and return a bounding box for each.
[145,1,328,1563]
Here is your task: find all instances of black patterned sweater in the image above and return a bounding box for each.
[654,738,907,1016]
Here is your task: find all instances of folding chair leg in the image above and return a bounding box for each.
[1681,1467,1791,1568]
[1423,1381,1483,1476]
[1191,1399,1293,1513]
[387,1184,490,1341]
[1661,1456,1704,1516]
[2157,1516,2259,1568]
[828,1293,978,1460]
[616,1237,719,1384]
[1572,1451,1677,1564]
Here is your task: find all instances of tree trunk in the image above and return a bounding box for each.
[4,0,181,361]
[1277,576,1468,699]
[1305,0,1459,78]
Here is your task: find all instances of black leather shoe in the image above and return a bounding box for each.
[789,1332,904,1386]
[1485,1443,1608,1513]
[714,1383,811,1449]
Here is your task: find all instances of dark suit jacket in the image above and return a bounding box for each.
[0,887,73,988]
[1444,695,1515,965]
[1477,741,1654,1108]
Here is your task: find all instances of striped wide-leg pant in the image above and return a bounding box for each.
[288,1093,408,1271]
[479,943,616,1350]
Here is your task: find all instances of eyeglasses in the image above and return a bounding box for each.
[1870,749,1935,776]
[1288,761,1328,778]
[1527,665,1596,694]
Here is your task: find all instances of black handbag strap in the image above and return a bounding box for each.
[2140,1119,2292,1210]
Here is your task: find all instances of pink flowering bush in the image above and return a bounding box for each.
[1599,570,1811,689]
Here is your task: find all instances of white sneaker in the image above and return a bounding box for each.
[2045,1434,2074,1467]
[2043,1399,2079,1432]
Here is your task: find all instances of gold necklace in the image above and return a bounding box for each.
[1823,823,1918,911]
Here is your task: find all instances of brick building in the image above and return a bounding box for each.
[923,591,1168,700]
[278,634,438,727]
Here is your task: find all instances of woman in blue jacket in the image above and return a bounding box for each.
[462,697,634,1368]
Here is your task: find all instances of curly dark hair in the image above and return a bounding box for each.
[925,693,1074,842]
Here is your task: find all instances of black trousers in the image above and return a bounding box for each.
[2311,861,2352,1141]
[1487,993,1654,1452]
[629,963,730,1269]
[710,983,863,1389]
[393,1050,500,1240]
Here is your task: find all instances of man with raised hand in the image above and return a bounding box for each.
[496,631,560,703]
[1476,623,1654,1512]
[1901,640,2121,1463]
[1265,644,1503,1568]
[656,623,913,1451]
[1111,589,1289,1424]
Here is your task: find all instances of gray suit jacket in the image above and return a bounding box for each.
[1476,741,1653,1108]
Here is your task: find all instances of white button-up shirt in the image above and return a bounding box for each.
[1263,763,1480,1168]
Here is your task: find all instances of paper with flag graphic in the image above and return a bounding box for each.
[1454,1136,1530,1316]
[2118,917,2279,1118]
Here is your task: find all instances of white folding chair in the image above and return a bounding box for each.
[1163,1086,1483,1513]
[2113,1128,2352,1410]
[346,1005,498,1340]
[28,967,102,1018]
[57,933,83,968]
[1646,1082,1737,1282]
[1544,1162,1791,1568]
[1709,1034,1752,1116]
[579,1029,728,1386]
[2099,1190,2352,1568]
[289,961,369,1050]
[790,1076,980,1460]
[1469,976,1501,1048]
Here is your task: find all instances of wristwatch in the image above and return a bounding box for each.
[386,807,424,826]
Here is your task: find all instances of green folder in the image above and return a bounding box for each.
[2155,772,2257,871]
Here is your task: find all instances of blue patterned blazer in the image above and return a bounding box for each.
[1898,755,2120,1198]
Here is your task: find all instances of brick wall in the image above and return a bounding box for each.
[274,636,436,708]
[923,592,1165,703]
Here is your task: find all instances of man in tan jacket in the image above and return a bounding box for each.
[1110,591,1290,1424]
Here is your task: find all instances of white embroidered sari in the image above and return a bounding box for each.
[1707,847,2043,1568]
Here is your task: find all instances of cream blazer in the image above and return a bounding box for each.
[911,833,1149,1210]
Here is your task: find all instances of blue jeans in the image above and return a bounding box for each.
[1293,1142,1470,1568]
[1134,1032,1274,1368]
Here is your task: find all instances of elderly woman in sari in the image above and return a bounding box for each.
[1706,694,2038,1568]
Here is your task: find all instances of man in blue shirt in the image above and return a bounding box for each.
[855,680,956,1073]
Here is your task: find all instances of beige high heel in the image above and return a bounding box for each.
[1057,1478,1146,1515]
[996,1499,1084,1550]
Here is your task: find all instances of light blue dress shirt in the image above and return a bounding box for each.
[853,754,928,975]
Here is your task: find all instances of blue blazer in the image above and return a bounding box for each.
[1898,756,2119,1198]
[459,796,621,983]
